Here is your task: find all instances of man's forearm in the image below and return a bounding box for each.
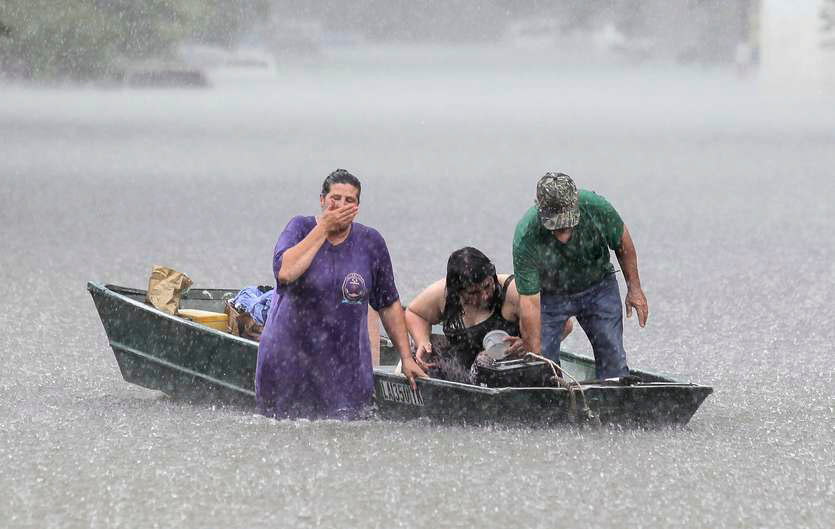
[519,294,541,354]
[615,225,642,289]
[614,224,649,326]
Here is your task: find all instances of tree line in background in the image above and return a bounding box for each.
[270,0,613,42]
[0,0,268,80]
[271,0,754,63]
[0,0,758,81]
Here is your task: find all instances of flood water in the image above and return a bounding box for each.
[1,46,833,528]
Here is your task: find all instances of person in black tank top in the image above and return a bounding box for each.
[405,247,572,384]
[440,274,519,378]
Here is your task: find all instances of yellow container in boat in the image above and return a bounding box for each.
[178,309,228,331]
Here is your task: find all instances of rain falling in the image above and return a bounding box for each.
[1,1,834,528]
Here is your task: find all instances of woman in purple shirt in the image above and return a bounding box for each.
[256,169,425,419]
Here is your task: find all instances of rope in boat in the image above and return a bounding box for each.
[524,352,596,423]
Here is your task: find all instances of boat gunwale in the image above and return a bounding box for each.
[375,367,710,394]
[88,281,258,346]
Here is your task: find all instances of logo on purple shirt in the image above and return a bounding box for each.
[341,272,367,304]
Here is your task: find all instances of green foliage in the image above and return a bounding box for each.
[0,0,268,80]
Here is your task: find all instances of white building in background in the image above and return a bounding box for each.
[758,0,835,92]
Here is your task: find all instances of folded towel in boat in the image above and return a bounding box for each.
[231,286,275,327]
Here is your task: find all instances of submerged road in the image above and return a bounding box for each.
[1,47,833,528]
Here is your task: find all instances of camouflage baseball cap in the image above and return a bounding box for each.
[535,172,580,230]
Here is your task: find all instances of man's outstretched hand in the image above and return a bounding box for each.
[625,286,649,328]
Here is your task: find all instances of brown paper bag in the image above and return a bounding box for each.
[145,266,192,315]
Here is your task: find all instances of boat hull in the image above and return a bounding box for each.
[89,283,257,406]
[88,282,712,426]
[372,371,712,426]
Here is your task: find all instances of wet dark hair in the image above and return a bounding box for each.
[442,247,501,331]
[321,168,361,203]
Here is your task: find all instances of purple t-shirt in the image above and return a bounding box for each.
[255,216,400,419]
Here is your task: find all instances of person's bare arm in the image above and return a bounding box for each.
[277,204,357,284]
[368,306,381,367]
[501,275,520,315]
[614,224,648,327]
[518,293,542,354]
[379,301,427,390]
[498,277,526,354]
[404,279,445,369]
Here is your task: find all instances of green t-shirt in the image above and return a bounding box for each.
[512,190,625,295]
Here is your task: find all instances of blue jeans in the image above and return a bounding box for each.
[540,275,629,379]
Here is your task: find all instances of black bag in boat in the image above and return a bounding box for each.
[476,359,554,388]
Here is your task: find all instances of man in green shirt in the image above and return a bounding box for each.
[512,172,649,379]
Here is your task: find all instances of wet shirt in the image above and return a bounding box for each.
[512,190,624,296]
[256,216,399,419]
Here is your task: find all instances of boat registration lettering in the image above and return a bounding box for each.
[379,380,424,406]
